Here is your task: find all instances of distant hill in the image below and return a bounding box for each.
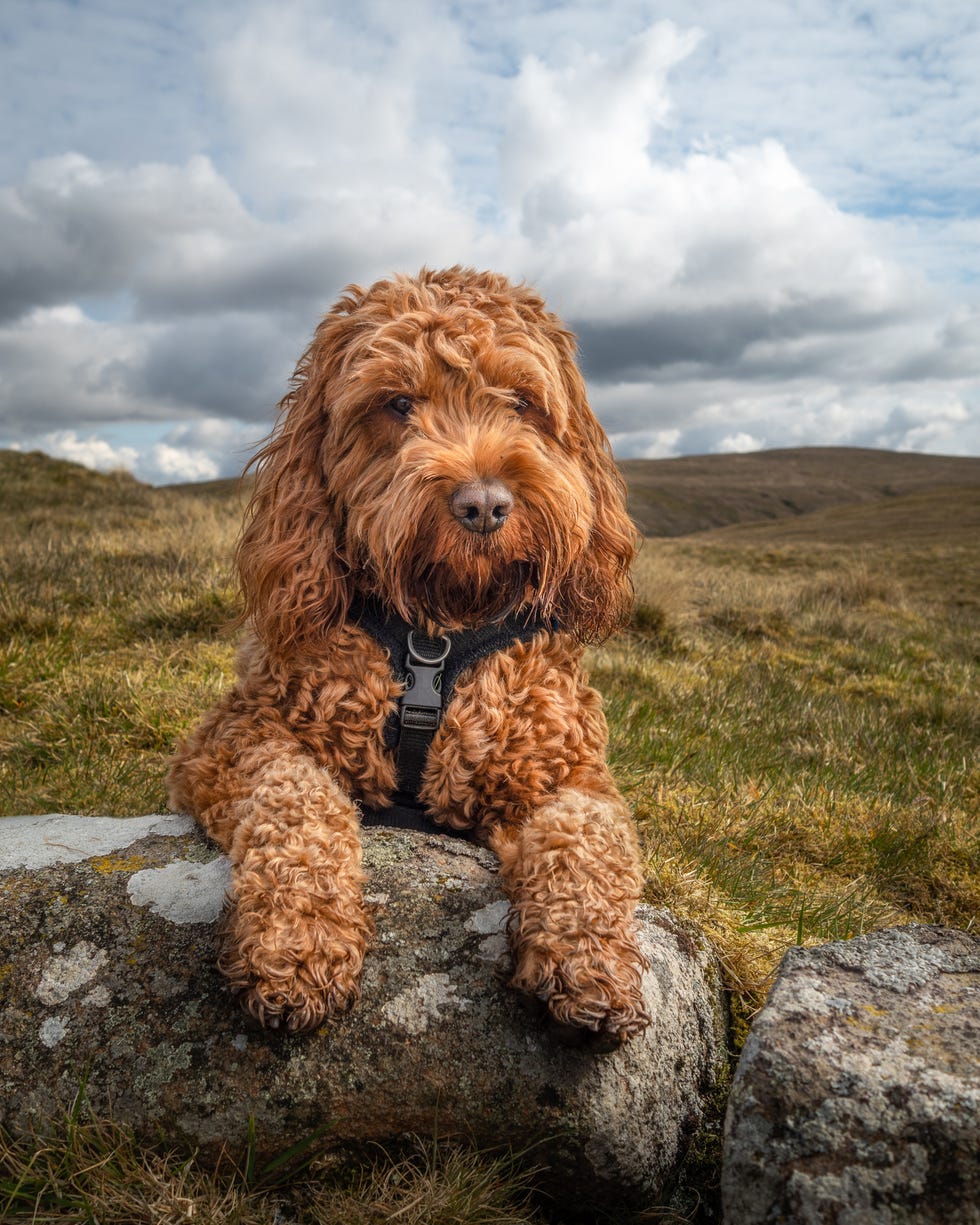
[4,445,979,539]
[0,449,151,514]
[621,447,980,536]
[687,483,980,618]
[693,483,980,549]
[162,474,250,502]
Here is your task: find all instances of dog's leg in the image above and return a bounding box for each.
[170,735,370,1032]
[490,787,650,1046]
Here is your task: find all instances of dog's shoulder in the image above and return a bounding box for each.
[233,622,397,702]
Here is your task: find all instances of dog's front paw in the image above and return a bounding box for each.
[509,922,650,1048]
[219,895,371,1033]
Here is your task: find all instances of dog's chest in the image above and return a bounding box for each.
[280,627,605,819]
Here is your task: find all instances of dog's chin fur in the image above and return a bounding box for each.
[371,557,539,631]
[356,506,564,631]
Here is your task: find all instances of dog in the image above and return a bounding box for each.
[167,267,650,1045]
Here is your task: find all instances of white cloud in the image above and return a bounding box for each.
[213,2,457,200]
[0,297,304,434]
[144,418,264,483]
[146,443,219,483]
[504,65,908,324]
[650,0,980,223]
[9,417,267,485]
[0,153,253,321]
[500,24,701,230]
[715,432,764,455]
[608,427,682,460]
[38,429,139,474]
[596,377,980,459]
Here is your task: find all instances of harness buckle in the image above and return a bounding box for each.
[400,632,451,730]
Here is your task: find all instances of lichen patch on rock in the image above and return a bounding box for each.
[38,1015,69,1048]
[126,857,231,925]
[464,898,510,935]
[381,972,472,1035]
[0,813,195,871]
[36,940,108,1005]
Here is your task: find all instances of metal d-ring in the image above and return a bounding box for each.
[406,630,451,666]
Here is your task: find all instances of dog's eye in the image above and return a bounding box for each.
[385,395,414,418]
[513,395,532,415]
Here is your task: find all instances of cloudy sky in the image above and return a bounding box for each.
[2,0,979,483]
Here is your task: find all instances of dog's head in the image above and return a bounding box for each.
[238,267,637,651]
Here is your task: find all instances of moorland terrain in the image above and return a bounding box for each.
[1,444,977,1223]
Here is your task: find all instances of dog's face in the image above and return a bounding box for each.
[239,268,636,650]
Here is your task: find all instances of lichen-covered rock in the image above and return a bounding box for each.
[0,814,726,1218]
[722,925,980,1225]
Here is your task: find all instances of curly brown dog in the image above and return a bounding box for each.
[167,267,650,1045]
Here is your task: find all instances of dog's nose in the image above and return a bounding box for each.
[449,479,514,534]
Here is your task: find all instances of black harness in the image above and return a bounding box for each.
[350,597,551,835]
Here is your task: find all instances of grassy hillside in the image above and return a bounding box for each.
[621,445,980,535]
[1,445,978,1222]
[0,449,153,515]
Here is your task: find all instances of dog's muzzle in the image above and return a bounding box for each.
[449,479,514,534]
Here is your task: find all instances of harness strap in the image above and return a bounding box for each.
[359,800,471,839]
[396,629,451,801]
[349,597,552,811]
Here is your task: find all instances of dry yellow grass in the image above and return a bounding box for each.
[1,1102,541,1224]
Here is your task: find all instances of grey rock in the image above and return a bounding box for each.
[722,925,980,1224]
[0,813,727,1219]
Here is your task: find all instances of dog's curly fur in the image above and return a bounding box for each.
[167,267,650,1043]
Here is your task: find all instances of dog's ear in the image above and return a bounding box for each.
[236,295,366,653]
[550,330,638,643]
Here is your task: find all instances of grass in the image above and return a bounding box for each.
[0,452,244,814]
[0,1091,541,1224]
[610,509,979,1019]
[312,1140,542,1224]
[1,447,978,1221]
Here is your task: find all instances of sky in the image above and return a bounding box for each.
[1,0,979,484]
